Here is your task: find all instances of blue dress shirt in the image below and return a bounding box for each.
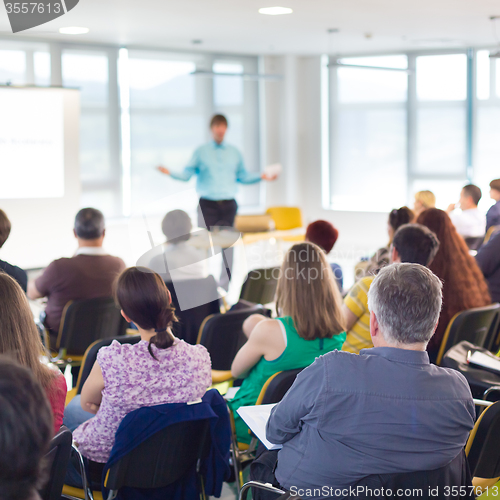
[266,347,475,493]
[169,141,261,201]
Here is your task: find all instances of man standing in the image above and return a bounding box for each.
[158,114,276,289]
[447,184,486,238]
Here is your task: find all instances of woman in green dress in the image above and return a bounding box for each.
[227,241,346,443]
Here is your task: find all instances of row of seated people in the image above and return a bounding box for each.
[0,258,477,498]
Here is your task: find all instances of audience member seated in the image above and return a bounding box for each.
[486,178,500,233]
[417,208,491,359]
[413,190,436,218]
[226,242,346,444]
[63,267,211,485]
[305,219,343,292]
[343,223,439,354]
[0,273,66,433]
[145,209,210,282]
[0,209,27,292]
[446,184,486,238]
[253,264,475,498]
[0,356,54,500]
[27,208,125,347]
[359,206,414,279]
[476,230,500,303]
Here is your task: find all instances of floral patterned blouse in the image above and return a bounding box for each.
[73,338,212,463]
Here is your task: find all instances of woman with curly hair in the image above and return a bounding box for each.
[417,208,491,359]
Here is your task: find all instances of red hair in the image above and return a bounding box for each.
[416,209,491,353]
[305,220,339,254]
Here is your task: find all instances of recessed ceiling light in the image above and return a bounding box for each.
[59,27,89,35]
[259,6,293,15]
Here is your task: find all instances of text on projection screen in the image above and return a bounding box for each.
[0,89,64,199]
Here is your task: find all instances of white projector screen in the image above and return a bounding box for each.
[0,86,80,269]
[0,89,65,199]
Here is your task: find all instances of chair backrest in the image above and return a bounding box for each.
[257,369,303,405]
[105,418,211,491]
[75,335,141,395]
[465,236,485,251]
[351,451,472,499]
[57,297,129,355]
[39,426,72,500]
[266,207,302,231]
[436,304,500,365]
[484,226,500,245]
[165,276,221,344]
[466,401,500,480]
[239,267,280,305]
[197,305,267,371]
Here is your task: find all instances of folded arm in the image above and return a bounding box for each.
[80,361,105,414]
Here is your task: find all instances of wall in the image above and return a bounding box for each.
[262,55,389,287]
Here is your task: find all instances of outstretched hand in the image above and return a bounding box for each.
[157,166,170,176]
[261,173,278,181]
[446,203,456,214]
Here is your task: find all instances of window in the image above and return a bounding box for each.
[62,49,121,217]
[0,50,26,85]
[474,50,500,212]
[330,55,408,212]
[327,51,474,212]
[0,41,262,218]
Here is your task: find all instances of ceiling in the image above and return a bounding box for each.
[1,0,500,56]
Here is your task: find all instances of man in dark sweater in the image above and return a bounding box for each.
[476,230,500,303]
[27,208,125,345]
[0,209,27,292]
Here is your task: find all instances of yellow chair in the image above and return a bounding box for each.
[229,368,303,488]
[436,304,500,366]
[266,207,302,231]
[466,401,500,495]
[484,226,500,245]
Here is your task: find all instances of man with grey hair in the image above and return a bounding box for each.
[28,208,125,346]
[253,263,475,498]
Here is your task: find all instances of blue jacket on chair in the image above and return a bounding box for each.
[102,389,231,500]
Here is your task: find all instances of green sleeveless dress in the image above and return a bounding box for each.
[227,316,346,443]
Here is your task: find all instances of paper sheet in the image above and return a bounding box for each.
[468,351,500,374]
[237,403,282,450]
[264,163,282,178]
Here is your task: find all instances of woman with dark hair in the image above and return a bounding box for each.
[417,209,491,358]
[0,273,66,434]
[64,267,211,465]
[359,207,415,279]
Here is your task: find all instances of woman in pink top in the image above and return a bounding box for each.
[0,273,66,434]
[66,267,212,465]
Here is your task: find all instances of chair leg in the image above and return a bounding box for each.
[71,445,94,500]
[239,481,285,500]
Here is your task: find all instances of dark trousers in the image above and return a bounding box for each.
[250,449,283,500]
[198,198,238,290]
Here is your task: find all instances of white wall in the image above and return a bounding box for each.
[1,88,81,269]
[262,55,389,287]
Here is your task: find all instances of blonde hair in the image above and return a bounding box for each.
[0,273,55,390]
[275,242,345,340]
[415,191,436,209]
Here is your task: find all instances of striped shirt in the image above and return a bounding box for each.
[342,276,374,354]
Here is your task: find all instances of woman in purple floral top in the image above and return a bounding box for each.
[66,267,212,464]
